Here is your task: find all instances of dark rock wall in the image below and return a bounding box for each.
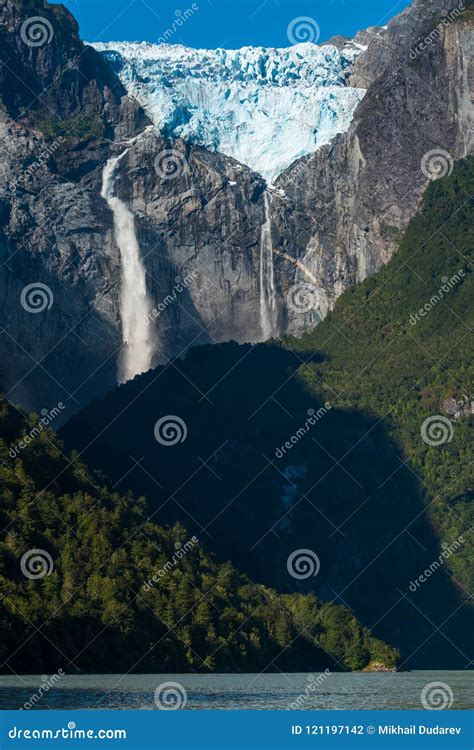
[0,0,472,415]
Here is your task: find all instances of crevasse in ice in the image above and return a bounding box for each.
[92,41,367,183]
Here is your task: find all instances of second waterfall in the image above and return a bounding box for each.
[101,151,155,384]
[259,191,277,339]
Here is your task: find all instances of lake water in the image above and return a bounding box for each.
[0,671,472,710]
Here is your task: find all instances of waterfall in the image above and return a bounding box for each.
[101,150,155,384]
[259,191,277,339]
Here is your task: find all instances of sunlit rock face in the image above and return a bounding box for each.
[0,0,470,416]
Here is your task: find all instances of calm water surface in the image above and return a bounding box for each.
[0,671,472,710]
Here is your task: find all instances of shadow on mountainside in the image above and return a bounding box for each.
[61,341,473,669]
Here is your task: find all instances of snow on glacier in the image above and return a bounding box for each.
[92,41,367,183]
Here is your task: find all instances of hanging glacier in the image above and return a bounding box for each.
[92,41,367,183]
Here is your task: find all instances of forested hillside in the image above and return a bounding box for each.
[61,160,473,668]
[0,398,396,673]
[291,158,473,591]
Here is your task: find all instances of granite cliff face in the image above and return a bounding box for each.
[274,0,473,335]
[0,0,149,412]
[0,0,284,413]
[0,0,472,415]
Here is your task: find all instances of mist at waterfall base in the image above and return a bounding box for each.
[89,39,373,384]
[101,152,155,384]
[100,145,285,386]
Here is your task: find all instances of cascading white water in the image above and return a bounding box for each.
[259,191,277,339]
[101,150,155,384]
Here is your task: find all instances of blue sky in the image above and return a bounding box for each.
[61,0,411,48]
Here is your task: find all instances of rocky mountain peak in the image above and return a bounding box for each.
[0,0,147,142]
[351,0,471,87]
[0,0,472,417]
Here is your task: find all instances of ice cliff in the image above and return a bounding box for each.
[92,41,366,182]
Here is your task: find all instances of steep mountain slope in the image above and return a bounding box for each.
[0,0,150,412]
[0,396,397,675]
[0,0,471,419]
[0,0,270,412]
[0,0,129,127]
[289,158,473,594]
[61,161,473,668]
[275,0,473,335]
[92,41,366,183]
